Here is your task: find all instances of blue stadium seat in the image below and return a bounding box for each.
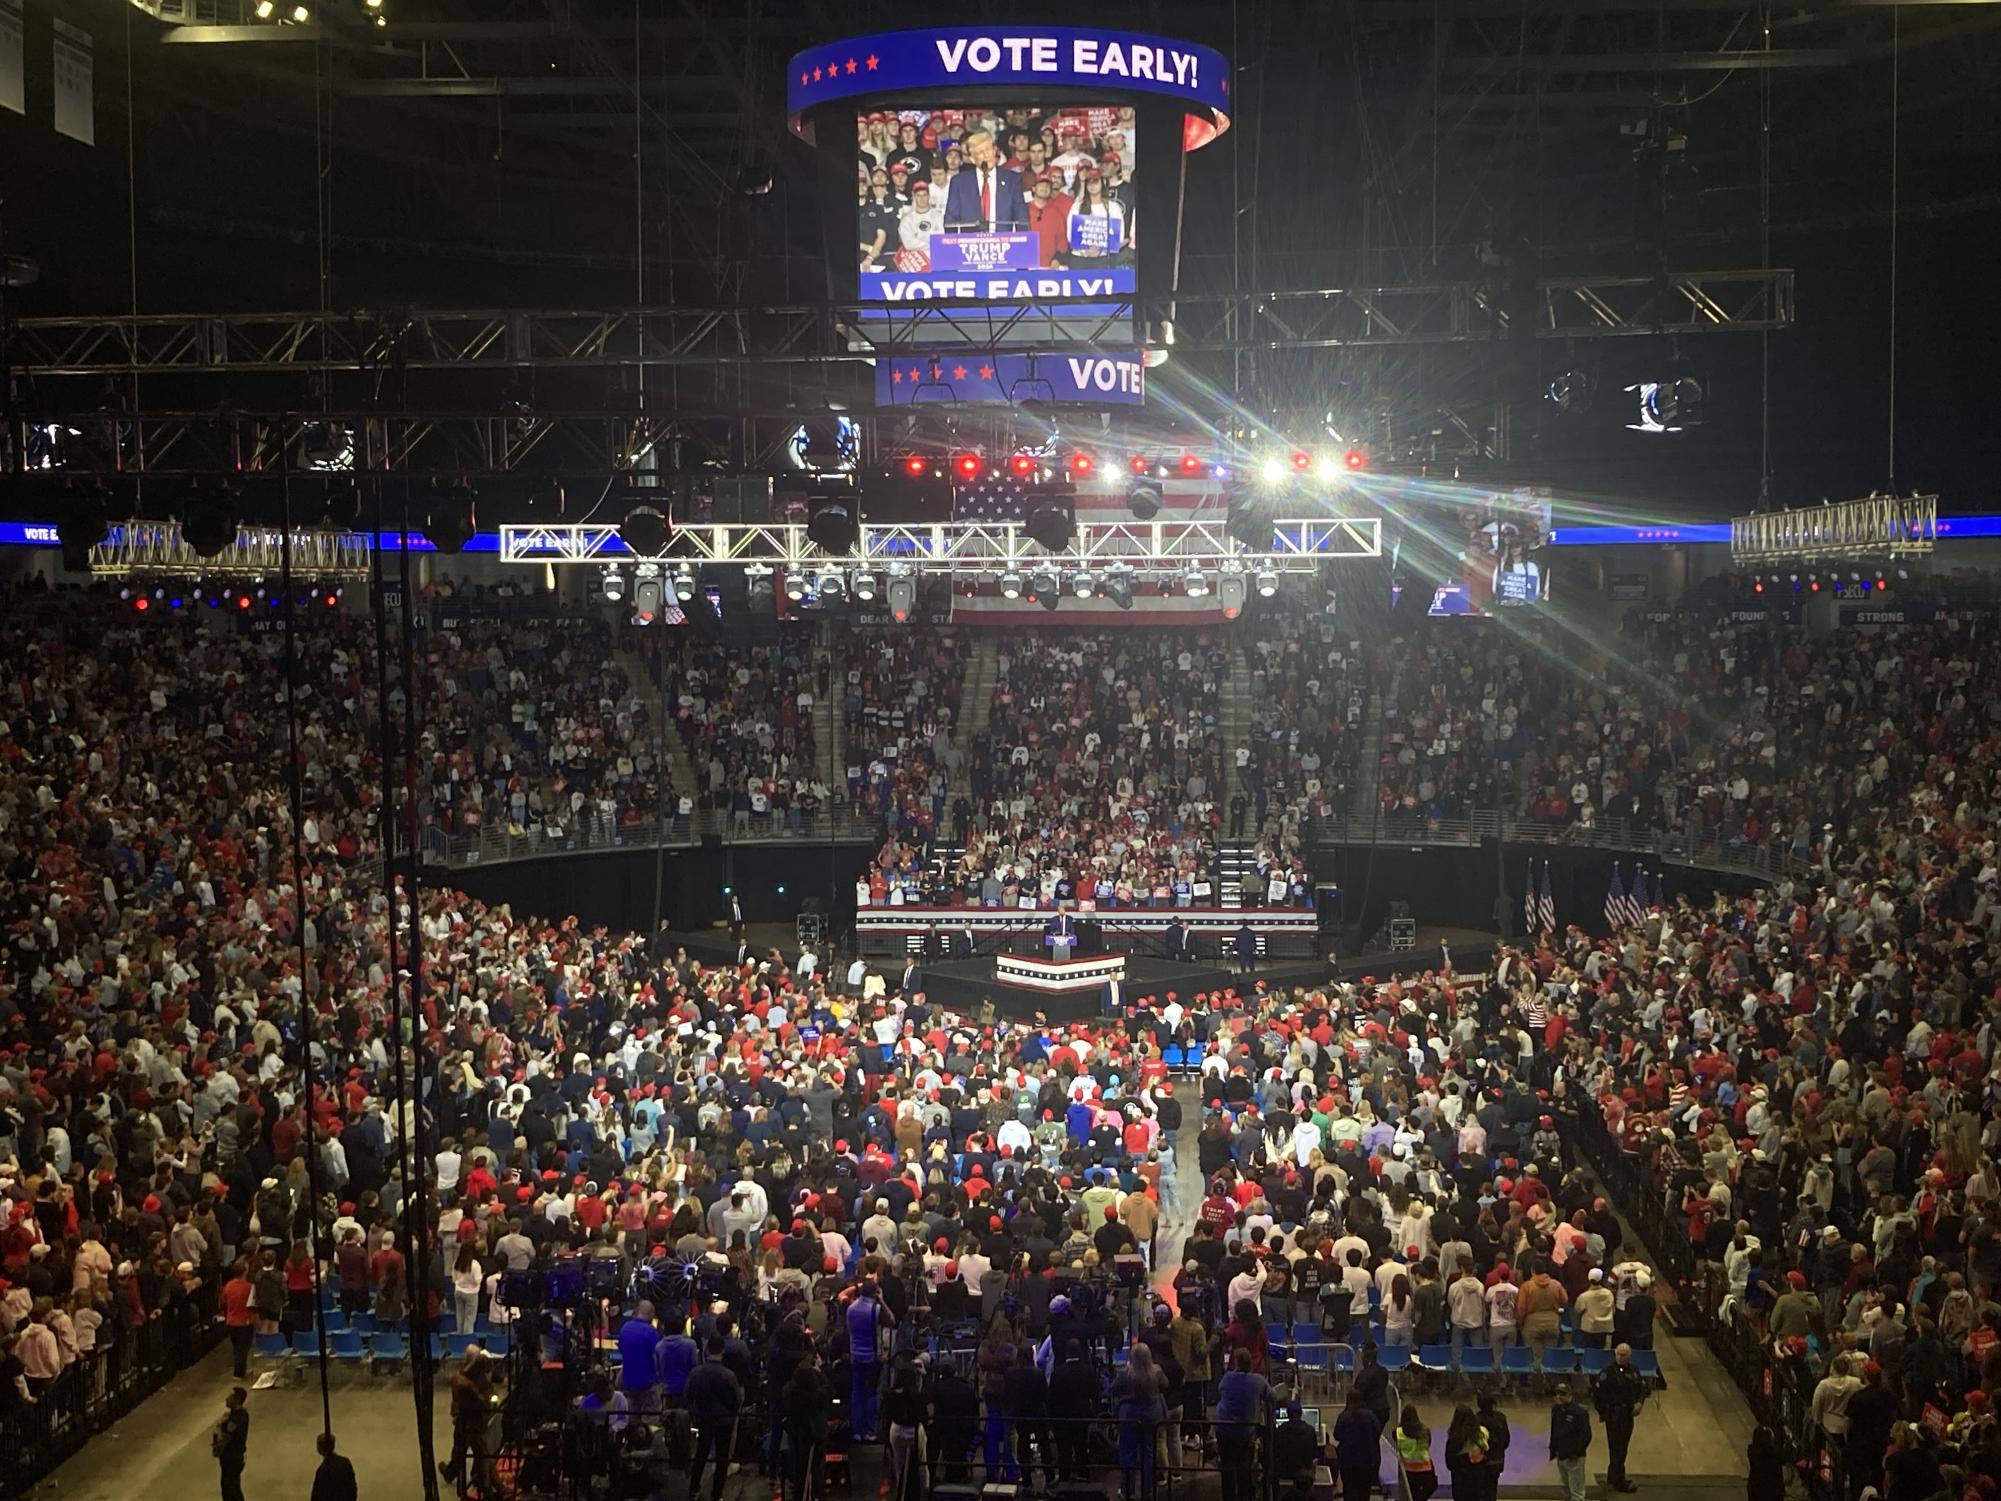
[253,1332,290,1362]
[1291,1326,1328,1373]
[322,1311,349,1334]
[331,1330,367,1361]
[1417,1343,1453,1373]
[369,1332,408,1366]
[1500,1346,1535,1379]
[350,1312,377,1336]
[1632,1349,1661,1381]
[1578,1348,1613,1377]
[1330,1346,1356,1375]
[1460,1348,1495,1377]
[1541,1348,1578,1378]
[1378,1346,1413,1374]
[1163,1045,1185,1069]
[292,1332,322,1359]
[446,1333,479,1362]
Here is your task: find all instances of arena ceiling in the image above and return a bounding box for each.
[2,0,1997,516]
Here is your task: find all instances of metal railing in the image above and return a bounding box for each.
[1307,810,1813,883]
[407,806,886,869]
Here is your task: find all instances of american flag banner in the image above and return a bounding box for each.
[1650,869,1668,911]
[1537,860,1556,935]
[1603,866,1625,932]
[1621,867,1646,926]
[949,469,1235,623]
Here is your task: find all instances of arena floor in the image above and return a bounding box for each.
[38,1084,1753,1501]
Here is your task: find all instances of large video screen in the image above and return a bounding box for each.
[1428,488,1554,616]
[854,102,1136,301]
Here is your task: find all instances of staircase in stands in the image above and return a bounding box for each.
[617,646,698,811]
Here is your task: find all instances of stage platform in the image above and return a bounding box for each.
[917,952,1239,1022]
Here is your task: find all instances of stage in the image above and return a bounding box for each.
[914,951,1241,1023]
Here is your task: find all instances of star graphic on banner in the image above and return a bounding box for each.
[846,58,858,74]
[1221,76,1230,94]
[865,54,879,70]
[812,66,823,82]
[891,369,904,384]
[952,365,968,380]
[800,71,809,86]
[827,57,840,76]
[979,364,994,379]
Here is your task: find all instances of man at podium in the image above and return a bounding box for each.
[1043,907,1078,958]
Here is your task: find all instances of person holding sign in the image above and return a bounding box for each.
[1063,168,1125,263]
[944,128,1026,232]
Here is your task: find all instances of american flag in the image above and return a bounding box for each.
[950,469,1234,621]
[1537,860,1556,935]
[1621,867,1647,926]
[953,472,1055,525]
[1603,867,1625,931]
[1524,862,1538,936]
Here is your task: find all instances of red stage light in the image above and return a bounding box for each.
[1010,453,1036,476]
[236,594,251,610]
[1069,452,1095,476]
[904,454,928,476]
[953,453,982,479]
[1343,448,1366,470]
[1753,579,1764,593]
[1809,579,1820,592]
[1128,454,1150,475]
[324,593,339,607]
[133,597,149,612]
[1290,450,1312,471]
[1179,453,1202,473]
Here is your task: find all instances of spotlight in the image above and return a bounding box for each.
[999,570,1023,600]
[1183,566,1210,598]
[1753,578,1764,594]
[1128,454,1151,475]
[602,566,627,602]
[886,573,916,622]
[1627,376,1705,434]
[1178,453,1202,474]
[904,454,929,477]
[669,561,697,604]
[1037,590,1060,613]
[1290,450,1312,472]
[1068,451,1095,477]
[632,572,662,623]
[1009,453,1037,477]
[783,571,807,602]
[815,569,845,599]
[851,569,879,602]
[424,480,477,553]
[953,453,982,480]
[322,592,338,608]
[1315,455,1340,482]
[1105,565,1135,611]
[1545,369,1594,415]
[133,596,149,612]
[291,4,308,20]
[1024,502,1074,550]
[255,0,273,14]
[365,0,381,7]
[1127,476,1163,521]
[1071,571,1095,599]
[181,482,240,558]
[806,497,856,551]
[1255,569,1279,598]
[1029,566,1059,599]
[1218,570,1247,620]
[623,504,671,556]
[236,592,252,610]
[1259,457,1286,484]
[1344,448,1366,471]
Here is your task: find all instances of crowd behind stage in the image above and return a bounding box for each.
[3,579,2001,1500]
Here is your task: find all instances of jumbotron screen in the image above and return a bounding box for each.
[1428,488,1554,616]
[853,102,1136,302]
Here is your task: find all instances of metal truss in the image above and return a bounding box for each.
[1730,494,1937,566]
[498,517,1382,572]
[88,522,375,578]
[7,270,1793,377]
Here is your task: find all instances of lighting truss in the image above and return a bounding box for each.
[1729,494,1936,565]
[497,517,1383,573]
[87,521,375,578]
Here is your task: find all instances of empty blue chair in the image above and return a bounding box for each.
[253,1332,290,1362]
[432,1310,457,1335]
[322,1311,349,1334]
[1460,1348,1495,1377]
[369,1332,408,1367]
[331,1330,367,1362]
[1417,1343,1453,1373]
[293,1332,322,1359]
[1378,1346,1412,1374]
[485,1327,512,1355]
[446,1333,479,1362]
[350,1312,377,1336]
[1500,1346,1535,1379]
[1632,1349,1661,1381]
[428,1334,449,1364]
[1163,1045,1185,1069]
[1578,1347,1613,1377]
[1330,1346,1356,1375]
[1541,1348,1578,1377]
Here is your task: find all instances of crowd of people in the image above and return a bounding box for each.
[9,572,2001,1501]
